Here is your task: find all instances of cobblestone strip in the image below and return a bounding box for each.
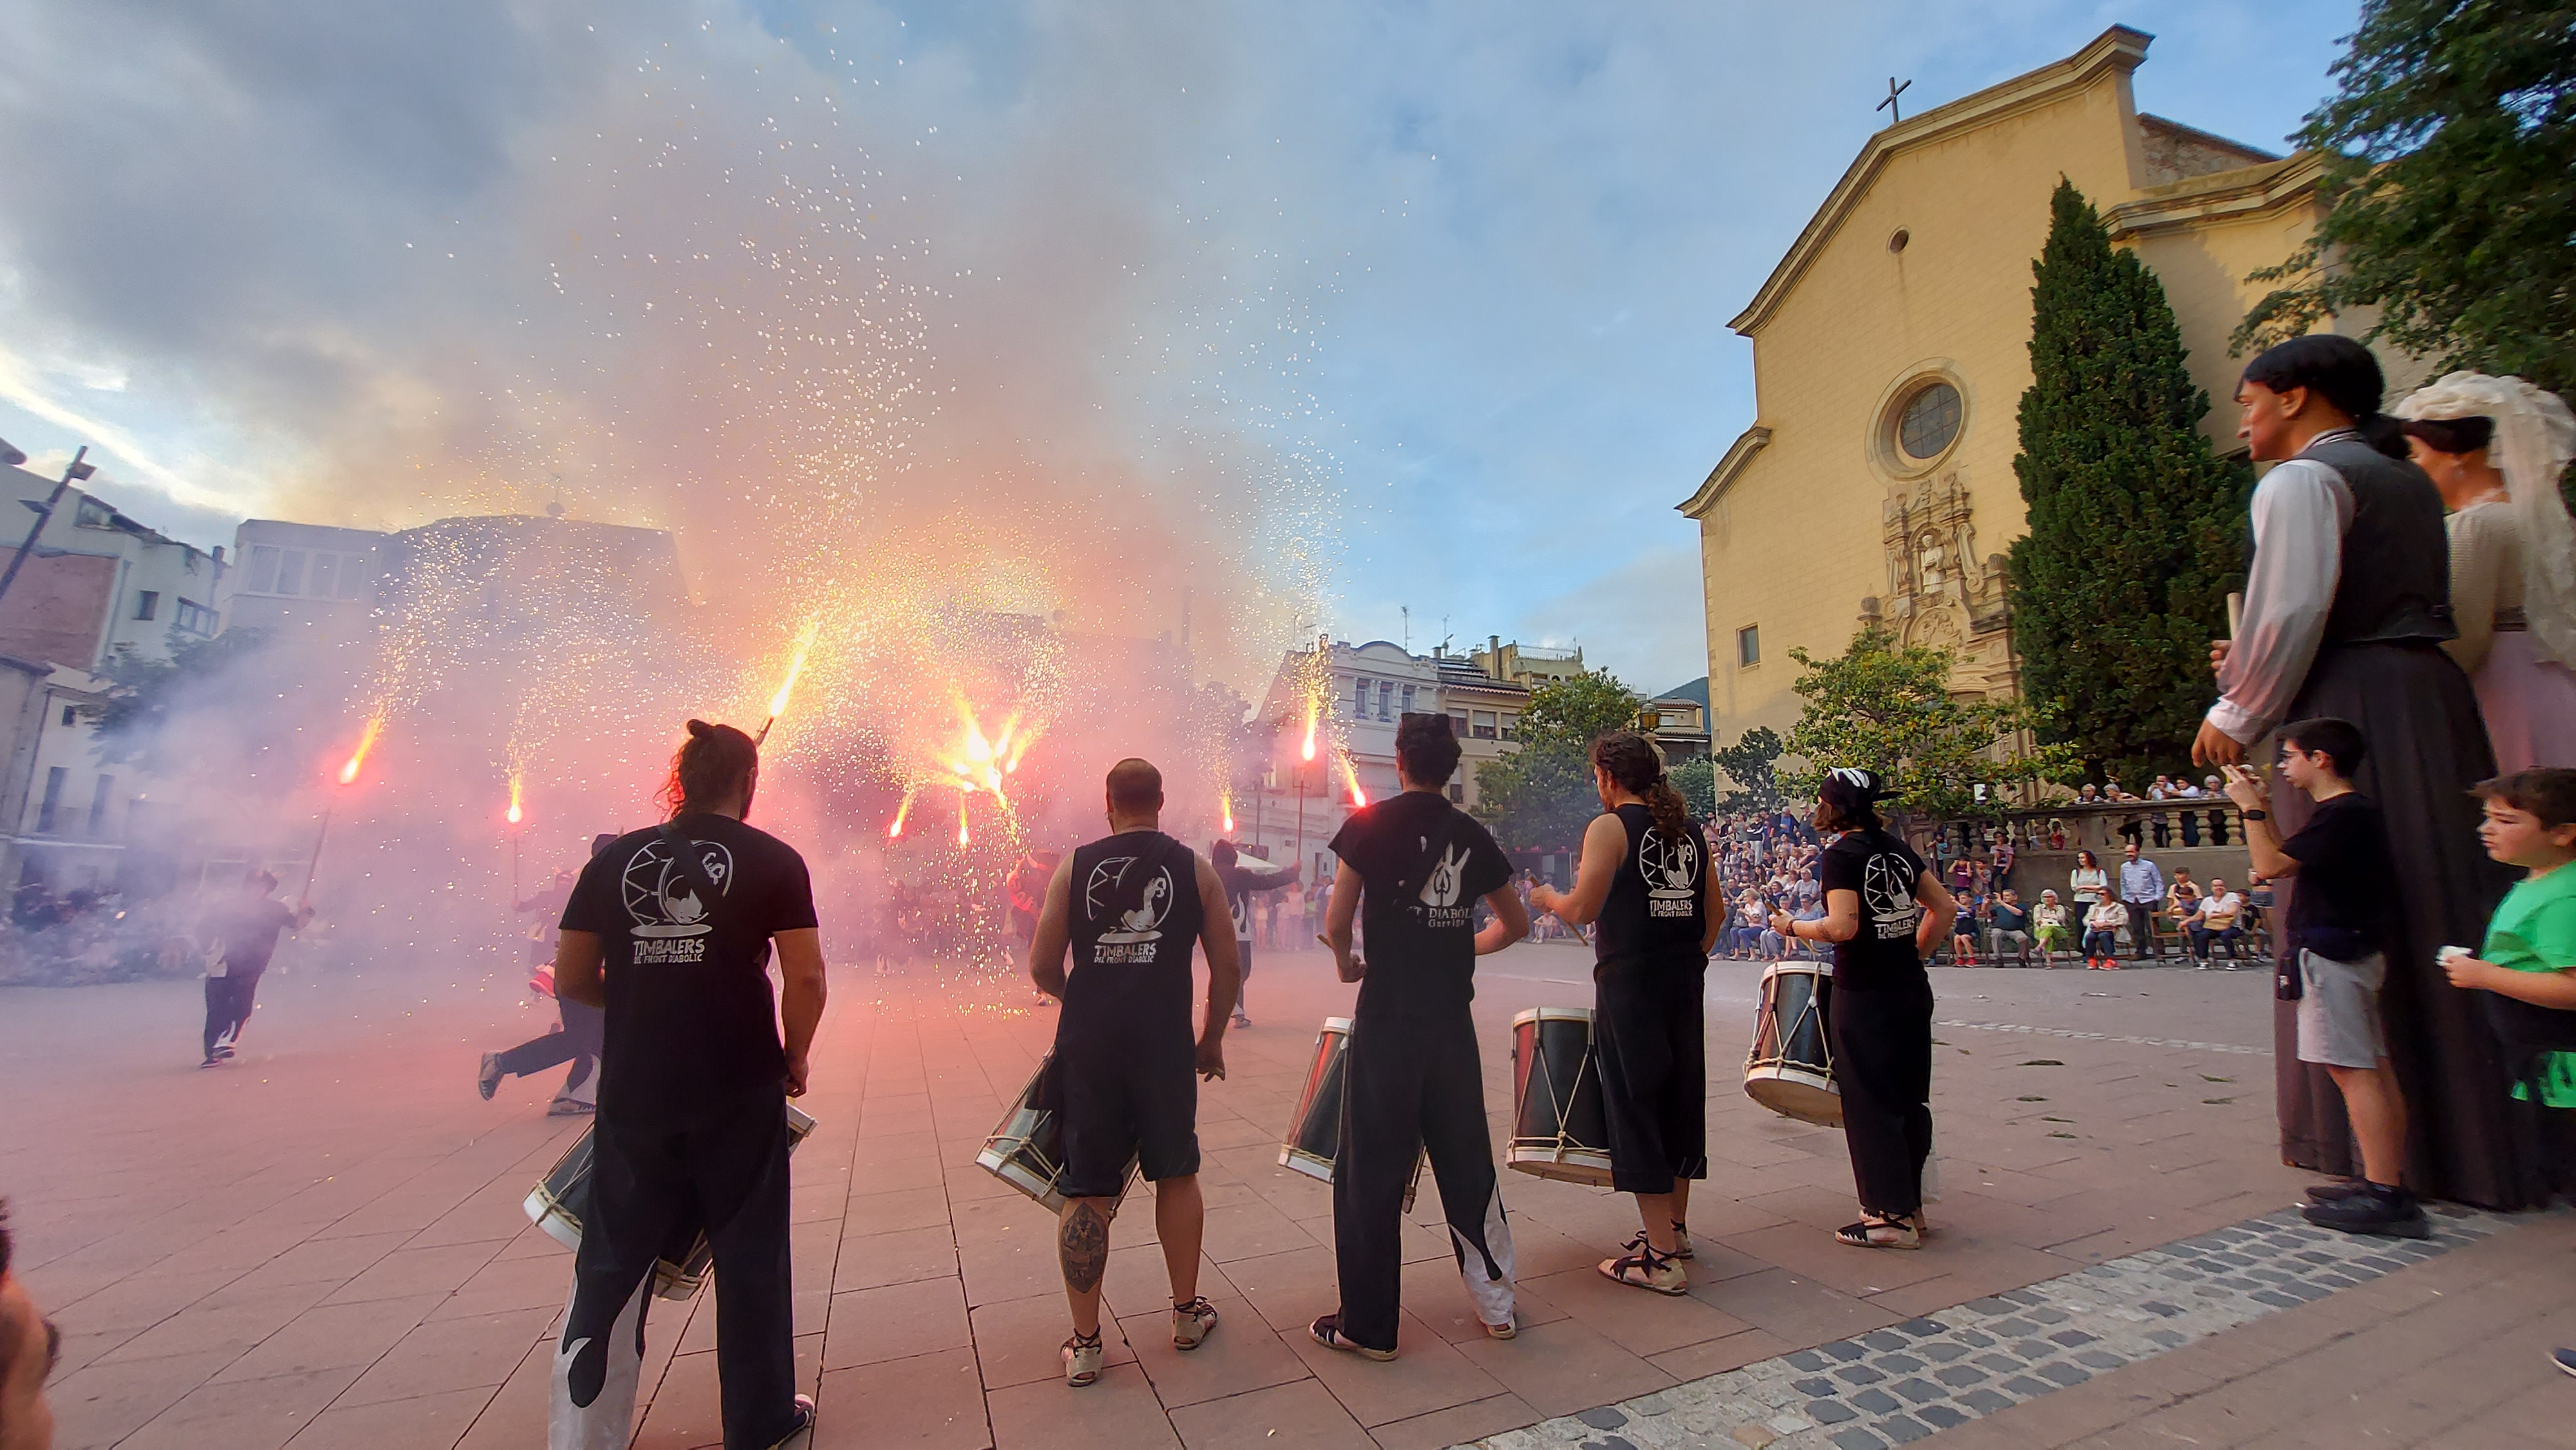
[1933,1019,2270,1057]
[1465,1203,2506,1450]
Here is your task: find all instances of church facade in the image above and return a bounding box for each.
[1681,26,2335,743]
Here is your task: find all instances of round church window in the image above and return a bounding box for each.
[1896,380,1962,461]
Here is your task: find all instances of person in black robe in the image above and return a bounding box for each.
[2195,335,2526,1208]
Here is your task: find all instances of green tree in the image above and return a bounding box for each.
[1473,670,1638,852]
[2008,180,2252,787]
[86,630,278,777]
[1668,756,1718,818]
[1778,628,2067,821]
[2232,0,2576,394]
[1710,725,1786,815]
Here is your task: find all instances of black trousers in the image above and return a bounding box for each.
[500,999,605,1090]
[1831,980,1935,1216]
[552,1089,795,1450]
[1595,969,1709,1195]
[1333,1011,1514,1352]
[202,968,265,1057]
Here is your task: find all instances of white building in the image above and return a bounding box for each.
[0,463,228,890]
[1239,637,1533,880]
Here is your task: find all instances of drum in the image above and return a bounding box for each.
[523,1102,818,1301]
[1506,1007,1614,1185]
[1745,961,1841,1126]
[1278,1017,1419,1211]
[974,1053,1135,1214]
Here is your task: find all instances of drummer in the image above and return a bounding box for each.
[1532,731,1720,1295]
[1769,767,1956,1249]
[1313,713,1528,1358]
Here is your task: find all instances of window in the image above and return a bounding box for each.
[1448,710,1469,738]
[276,550,306,596]
[1500,713,1519,742]
[1472,710,1498,740]
[339,558,368,599]
[175,599,216,636]
[37,767,64,833]
[75,498,115,529]
[1737,625,1761,668]
[247,545,281,594]
[133,591,160,621]
[59,706,75,728]
[1447,783,1466,803]
[1376,681,1394,721]
[1350,676,1368,718]
[88,775,113,836]
[1896,381,1962,460]
[308,553,337,599]
[1399,684,1416,716]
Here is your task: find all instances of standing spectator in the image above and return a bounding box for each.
[2191,876,2247,966]
[1989,832,2016,887]
[2082,894,2128,971]
[197,871,312,1069]
[2118,843,2166,962]
[1988,889,2034,966]
[2032,890,2072,966]
[2069,849,2108,910]
[2223,717,2427,1236]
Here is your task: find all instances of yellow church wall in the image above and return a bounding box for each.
[1700,66,2148,745]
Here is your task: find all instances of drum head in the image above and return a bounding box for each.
[1745,1069,1843,1127]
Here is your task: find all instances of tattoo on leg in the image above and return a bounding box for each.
[1059,1201,1110,1293]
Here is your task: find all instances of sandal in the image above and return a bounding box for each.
[1171,1296,1218,1350]
[1671,1220,1696,1260]
[1062,1328,1105,1387]
[1835,1214,1922,1250]
[1598,1234,1688,1294]
[1309,1313,1396,1361]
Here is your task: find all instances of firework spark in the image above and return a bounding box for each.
[340,715,386,786]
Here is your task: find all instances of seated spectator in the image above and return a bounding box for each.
[2032,890,2072,966]
[1988,889,2033,965]
[1790,899,1826,959]
[2083,895,2128,970]
[2192,876,2248,966]
[2164,869,2201,956]
[1951,891,1982,966]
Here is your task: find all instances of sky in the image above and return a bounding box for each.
[0,0,2363,699]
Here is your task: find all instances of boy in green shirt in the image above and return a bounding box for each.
[2438,767,2576,1379]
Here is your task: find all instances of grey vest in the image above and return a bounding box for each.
[2302,433,2455,646]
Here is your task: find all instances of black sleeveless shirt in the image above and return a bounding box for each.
[1592,802,1707,983]
[1059,829,1204,1042]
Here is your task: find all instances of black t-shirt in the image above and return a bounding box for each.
[1329,791,1512,1018]
[205,896,296,973]
[1215,858,1296,943]
[1058,830,1206,1048]
[562,813,819,1120]
[1593,804,1708,983]
[1819,829,1929,992]
[2278,793,2395,961]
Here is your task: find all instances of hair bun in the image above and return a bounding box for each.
[687,719,713,738]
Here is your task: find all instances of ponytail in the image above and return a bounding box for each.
[1590,730,1693,843]
[659,719,759,817]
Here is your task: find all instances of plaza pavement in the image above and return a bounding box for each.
[2,939,2563,1449]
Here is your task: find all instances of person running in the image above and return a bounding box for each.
[480,839,616,1115]
[1208,839,1296,1028]
[1026,759,1238,1388]
[1536,731,1719,1295]
[1311,714,1526,1357]
[1772,768,1956,1250]
[197,870,311,1068]
[549,721,824,1450]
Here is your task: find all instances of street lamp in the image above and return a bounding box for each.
[0,442,97,612]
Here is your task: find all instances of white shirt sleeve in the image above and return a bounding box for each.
[2209,458,2352,744]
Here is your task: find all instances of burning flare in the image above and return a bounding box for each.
[505,773,524,826]
[339,715,385,786]
[1340,752,1368,807]
[1220,790,1235,835]
[887,791,914,840]
[768,619,821,721]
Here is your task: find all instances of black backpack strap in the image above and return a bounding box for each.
[654,821,728,932]
[1393,807,1469,900]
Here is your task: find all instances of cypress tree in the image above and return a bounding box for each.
[2006,180,2252,787]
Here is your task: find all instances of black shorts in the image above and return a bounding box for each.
[1056,1026,1199,1198]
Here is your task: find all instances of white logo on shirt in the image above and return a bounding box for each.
[1086,856,1177,961]
[1864,852,1924,941]
[1641,827,1700,916]
[620,838,735,943]
[1419,841,1468,909]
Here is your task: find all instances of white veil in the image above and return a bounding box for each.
[2393,372,2576,670]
